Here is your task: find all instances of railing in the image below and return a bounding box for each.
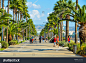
[49,35,56,42]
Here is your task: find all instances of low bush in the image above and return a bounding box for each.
[9,40,18,45]
[0,41,8,48]
[27,37,31,40]
[79,43,86,55]
[59,41,68,47]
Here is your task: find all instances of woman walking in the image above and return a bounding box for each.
[32,36,33,43]
[53,36,56,47]
[56,36,59,48]
[45,37,48,43]
[68,35,71,45]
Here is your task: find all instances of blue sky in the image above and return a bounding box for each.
[3,0,86,27]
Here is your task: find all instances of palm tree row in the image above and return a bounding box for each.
[40,0,86,46]
[0,0,37,43]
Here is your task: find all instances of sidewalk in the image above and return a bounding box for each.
[0,40,83,57]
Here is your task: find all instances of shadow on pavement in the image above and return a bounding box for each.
[25,45,48,46]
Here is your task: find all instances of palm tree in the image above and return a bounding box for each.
[6,0,10,43]
[60,22,61,41]
[0,0,1,9]
[61,21,63,41]
[75,0,78,43]
[2,0,5,41]
[66,14,70,42]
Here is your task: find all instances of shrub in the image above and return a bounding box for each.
[27,37,31,40]
[59,41,68,47]
[0,41,8,48]
[79,43,86,55]
[68,42,75,51]
[9,40,18,45]
[76,43,81,54]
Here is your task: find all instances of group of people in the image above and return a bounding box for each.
[53,35,71,47]
[39,36,48,43]
[53,36,59,47]
[30,36,36,43]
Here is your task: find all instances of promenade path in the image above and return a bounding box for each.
[0,40,83,57]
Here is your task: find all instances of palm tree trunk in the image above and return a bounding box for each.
[13,7,15,40]
[6,0,9,43]
[18,11,19,41]
[66,14,70,42]
[61,22,63,41]
[16,8,18,40]
[75,0,78,43]
[0,0,1,9]
[58,22,59,37]
[0,0,1,40]
[60,22,61,41]
[2,0,4,41]
[26,16,27,40]
[16,9,17,23]
[13,7,15,24]
[79,24,86,46]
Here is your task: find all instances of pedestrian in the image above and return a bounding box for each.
[32,36,33,43]
[56,36,59,48]
[35,38,36,42]
[39,36,41,43]
[42,36,45,43]
[45,37,48,43]
[53,36,56,47]
[68,35,71,45]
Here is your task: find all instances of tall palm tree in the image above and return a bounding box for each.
[61,21,63,41]
[75,0,78,43]
[0,0,1,9]
[60,15,63,41]
[2,0,4,41]
[60,22,61,41]
[26,16,27,40]
[66,14,70,42]
[6,0,10,43]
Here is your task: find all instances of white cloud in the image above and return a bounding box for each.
[41,13,45,17]
[26,2,41,9]
[63,24,66,26]
[29,10,41,20]
[29,10,45,20]
[47,11,53,15]
[46,19,48,22]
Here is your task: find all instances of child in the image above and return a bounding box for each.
[56,36,59,48]
[45,37,48,43]
[53,36,56,47]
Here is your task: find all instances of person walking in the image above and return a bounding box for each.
[32,36,33,43]
[34,37,36,43]
[68,35,71,45]
[45,37,48,43]
[53,36,56,47]
[39,36,41,43]
[42,36,45,43]
[56,36,59,48]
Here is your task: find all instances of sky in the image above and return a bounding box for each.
[3,0,86,27]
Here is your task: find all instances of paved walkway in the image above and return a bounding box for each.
[0,40,83,57]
